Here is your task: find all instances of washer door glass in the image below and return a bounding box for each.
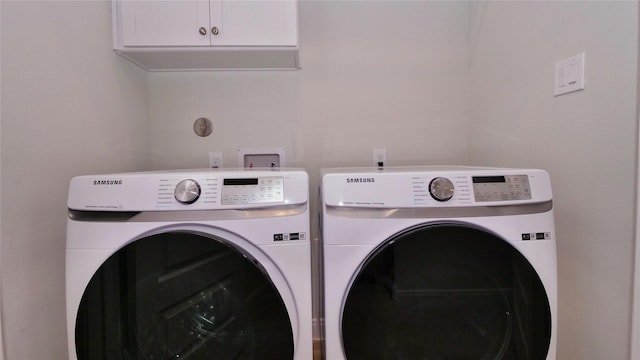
[75,232,294,360]
[342,224,551,360]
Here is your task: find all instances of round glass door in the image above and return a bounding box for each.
[342,224,551,360]
[75,232,294,360]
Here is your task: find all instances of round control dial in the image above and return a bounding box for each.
[429,177,455,202]
[174,179,201,204]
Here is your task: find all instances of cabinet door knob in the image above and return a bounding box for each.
[198,27,207,35]
[211,26,219,36]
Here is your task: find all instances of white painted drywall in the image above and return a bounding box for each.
[0,2,4,359]
[1,1,149,358]
[469,1,638,359]
[149,1,471,171]
[633,4,640,357]
[633,113,640,359]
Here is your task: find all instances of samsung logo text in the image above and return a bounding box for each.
[93,180,123,186]
[346,178,376,184]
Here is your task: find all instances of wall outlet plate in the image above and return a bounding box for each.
[237,147,286,168]
[208,152,223,168]
[373,148,387,167]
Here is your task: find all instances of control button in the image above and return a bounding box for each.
[174,179,201,204]
[429,177,455,202]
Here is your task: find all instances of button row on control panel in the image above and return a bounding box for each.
[260,179,282,185]
[222,192,281,204]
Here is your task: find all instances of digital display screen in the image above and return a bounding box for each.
[223,178,259,186]
[472,176,506,184]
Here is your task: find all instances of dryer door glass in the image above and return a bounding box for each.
[342,224,551,360]
[75,232,294,360]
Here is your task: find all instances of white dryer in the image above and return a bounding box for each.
[66,169,312,360]
[320,166,557,360]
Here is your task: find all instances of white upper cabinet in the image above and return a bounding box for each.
[209,1,297,46]
[119,1,212,47]
[112,0,299,71]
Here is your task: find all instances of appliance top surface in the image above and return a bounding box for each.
[321,166,552,208]
[321,165,519,174]
[68,168,308,212]
[98,167,307,176]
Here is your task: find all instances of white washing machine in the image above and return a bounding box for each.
[66,169,312,360]
[320,166,557,360]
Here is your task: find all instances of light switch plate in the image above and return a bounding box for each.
[554,52,585,96]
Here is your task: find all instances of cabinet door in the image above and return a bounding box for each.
[119,1,211,47]
[210,0,297,46]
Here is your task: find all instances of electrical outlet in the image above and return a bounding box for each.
[208,152,223,168]
[373,148,387,168]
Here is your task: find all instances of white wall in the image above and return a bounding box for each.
[149,1,470,174]
[0,1,149,358]
[0,2,4,358]
[469,1,638,359]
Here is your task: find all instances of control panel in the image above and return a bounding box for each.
[221,176,284,205]
[161,176,285,207]
[322,167,551,209]
[68,170,308,212]
[413,174,532,204]
[412,174,472,205]
[156,177,219,208]
[472,175,532,202]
